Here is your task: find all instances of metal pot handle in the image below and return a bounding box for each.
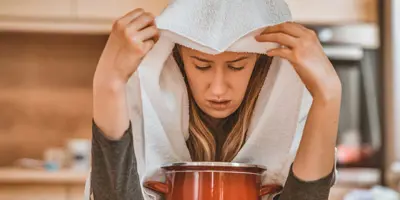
[144,181,169,194]
[259,184,283,196]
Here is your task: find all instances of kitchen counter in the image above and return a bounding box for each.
[0,167,390,200]
[0,167,383,185]
[0,167,88,184]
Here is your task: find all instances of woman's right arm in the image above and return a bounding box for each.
[93,8,159,140]
[89,8,159,200]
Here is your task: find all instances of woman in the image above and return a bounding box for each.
[90,6,341,200]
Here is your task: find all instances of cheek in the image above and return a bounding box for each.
[184,67,207,96]
[229,69,254,100]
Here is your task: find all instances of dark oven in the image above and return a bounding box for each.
[306,24,382,169]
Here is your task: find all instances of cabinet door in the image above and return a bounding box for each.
[68,185,85,200]
[0,185,67,200]
[286,0,377,24]
[0,0,72,19]
[76,0,169,20]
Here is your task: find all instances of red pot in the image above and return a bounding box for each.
[144,162,282,200]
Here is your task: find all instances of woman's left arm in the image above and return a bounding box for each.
[256,22,341,181]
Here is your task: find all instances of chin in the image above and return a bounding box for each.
[201,107,236,119]
[207,111,232,119]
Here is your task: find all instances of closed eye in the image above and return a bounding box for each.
[195,65,211,71]
[228,65,244,71]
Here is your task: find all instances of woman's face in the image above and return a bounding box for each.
[179,46,259,119]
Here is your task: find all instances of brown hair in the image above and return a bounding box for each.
[173,45,272,162]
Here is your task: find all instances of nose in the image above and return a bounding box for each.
[209,68,228,97]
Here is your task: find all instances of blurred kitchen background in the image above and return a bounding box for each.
[0,0,399,199]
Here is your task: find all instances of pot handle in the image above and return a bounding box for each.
[143,181,169,194]
[259,184,283,196]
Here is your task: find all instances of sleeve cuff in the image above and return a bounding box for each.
[92,119,132,144]
[288,164,335,185]
[277,164,335,200]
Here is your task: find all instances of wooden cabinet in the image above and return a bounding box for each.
[0,185,67,200]
[0,0,72,19]
[0,0,168,33]
[0,168,86,200]
[0,185,85,200]
[0,0,377,33]
[286,0,377,24]
[76,0,168,20]
[68,186,86,200]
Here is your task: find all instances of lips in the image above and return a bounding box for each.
[207,100,231,111]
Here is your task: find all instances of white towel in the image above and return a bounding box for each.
[86,0,314,200]
[128,0,313,199]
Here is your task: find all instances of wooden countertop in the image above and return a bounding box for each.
[0,167,386,186]
[0,168,88,184]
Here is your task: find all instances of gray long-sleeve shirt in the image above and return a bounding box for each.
[90,121,335,200]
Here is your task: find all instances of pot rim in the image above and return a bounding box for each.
[161,162,267,170]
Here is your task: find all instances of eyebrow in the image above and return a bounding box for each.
[190,56,249,63]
